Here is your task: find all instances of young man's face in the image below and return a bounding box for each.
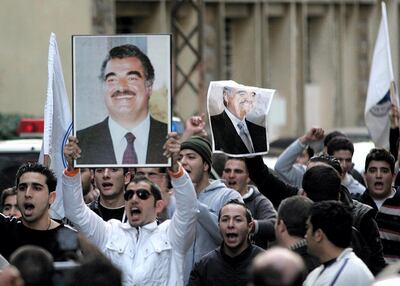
[222,159,249,195]
[178,149,208,185]
[17,172,55,226]
[219,204,252,255]
[124,181,161,227]
[103,56,151,121]
[94,168,130,200]
[332,150,352,176]
[2,195,21,218]
[365,160,393,199]
[224,88,255,120]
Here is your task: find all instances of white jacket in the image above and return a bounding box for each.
[63,170,198,286]
[303,248,373,286]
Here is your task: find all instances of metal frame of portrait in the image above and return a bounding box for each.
[72,34,171,168]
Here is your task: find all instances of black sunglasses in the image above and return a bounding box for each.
[124,189,152,201]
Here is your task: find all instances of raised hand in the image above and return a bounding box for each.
[64,136,81,171]
[181,114,207,142]
[300,127,324,144]
[163,132,181,172]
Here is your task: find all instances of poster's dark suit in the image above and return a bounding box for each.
[210,111,267,155]
[77,116,167,164]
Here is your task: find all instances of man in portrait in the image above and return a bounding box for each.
[210,85,267,155]
[77,43,168,165]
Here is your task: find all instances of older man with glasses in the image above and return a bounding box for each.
[62,133,198,286]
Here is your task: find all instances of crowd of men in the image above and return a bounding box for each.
[0,43,400,285]
[1,112,400,285]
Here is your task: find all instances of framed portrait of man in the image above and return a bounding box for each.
[207,81,275,157]
[73,34,171,167]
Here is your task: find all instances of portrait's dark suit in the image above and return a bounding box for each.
[210,111,267,155]
[77,116,167,165]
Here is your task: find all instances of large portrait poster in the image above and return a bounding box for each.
[73,35,171,168]
[207,80,275,157]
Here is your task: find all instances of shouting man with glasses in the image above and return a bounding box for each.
[135,167,175,222]
[62,133,198,286]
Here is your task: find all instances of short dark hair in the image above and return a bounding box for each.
[15,163,57,193]
[309,201,352,248]
[94,167,130,176]
[323,131,347,147]
[128,174,162,203]
[100,44,155,86]
[302,165,341,202]
[309,154,343,176]
[278,196,313,238]
[225,157,248,173]
[218,199,253,223]
[10,245,54,286]
[67,254,122,286]
[327,137,354,156]
[365,148,395,174]
[1,186,17,211]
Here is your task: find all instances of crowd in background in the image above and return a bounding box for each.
[1,107,400,286]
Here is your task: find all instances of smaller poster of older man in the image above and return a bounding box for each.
[73,35,171,168]
[207,81,275,156]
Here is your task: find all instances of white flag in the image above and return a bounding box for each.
[365,2,398,149]
[39,33,72,219]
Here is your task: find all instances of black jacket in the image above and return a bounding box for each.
[245,156,298,209]
[187,244,264,286]
[245,155,386,274]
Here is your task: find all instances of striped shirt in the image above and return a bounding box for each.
[359,189,400,264]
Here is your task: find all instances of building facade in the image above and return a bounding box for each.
[0,0,399,139]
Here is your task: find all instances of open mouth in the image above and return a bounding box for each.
[227,181,237,187]
[226,233,238,239]
[374,182,384,189]
[102,182,113,190]
[225,233,239,243]
[23,203,35,216]
[130,207,141,216]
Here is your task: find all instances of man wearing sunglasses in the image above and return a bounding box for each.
[135,167,175,222]
[62,133,198,286]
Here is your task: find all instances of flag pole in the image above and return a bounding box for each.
[390,81,398,106]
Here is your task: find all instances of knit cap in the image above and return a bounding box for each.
[180,136,212,167]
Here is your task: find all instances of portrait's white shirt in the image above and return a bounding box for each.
[108,114,150,164]
[224,108,254,150]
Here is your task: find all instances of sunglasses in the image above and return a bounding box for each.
[124,189,152,201]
